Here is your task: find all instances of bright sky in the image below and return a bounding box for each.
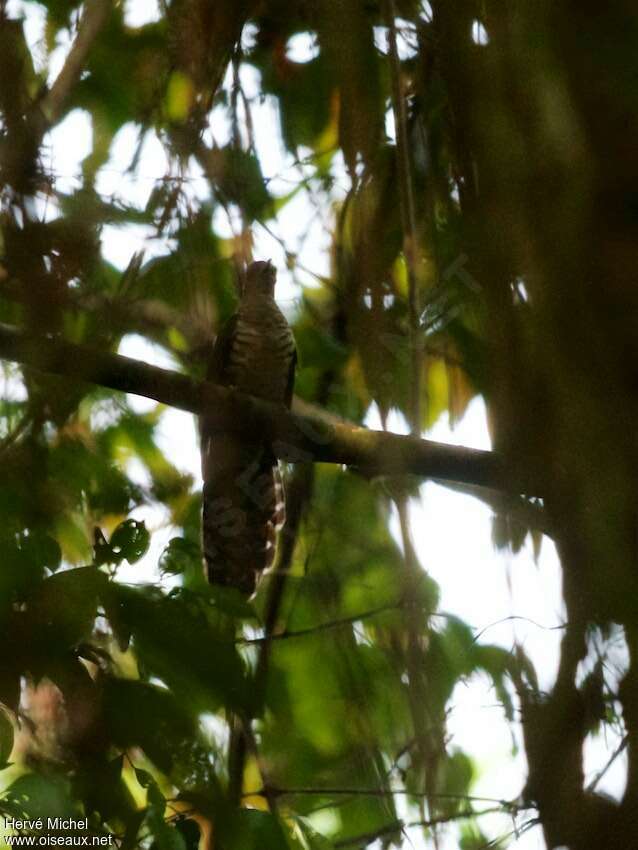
[6,1,629,848]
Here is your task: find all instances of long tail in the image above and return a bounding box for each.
[202,433,285,595]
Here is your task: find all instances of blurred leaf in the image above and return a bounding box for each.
[121,808,147,850]
[159,537,200,576]
[103,584,246,713]
[18,530,62,573]
[147,779,166,817]
[74,11,167,133]
[474,644,517,721]
[28,567,103,650]
[74,753,137,826]
[175,819,201,850]
[103,677,195,774]
[166,71,195,123]
[100,579,131,651]
[425,358,449,429]
[316,0,382,175]
[291,818,334,850]
[0,536,45,601]
[260,52,334,151]
[219,809,290,850]
[205,584,255,619]
[440,750,474,812]
[6,774,79,821]
[148,822,187,850]
[134,768,154,789]
[208,146,272,222]
[0,709,14,767]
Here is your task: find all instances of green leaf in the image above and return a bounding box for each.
[103,678,195,774]
[206,584,255,619]
[148,822,187,850]
[210,146,272,222]
[219,810,291,850]
[0,537,45,600]
[159,537,200,576]
[103,585,246,713]
[134,768,155,789]
[6,774,79,821]
[74,753,136,826]
[29,567,103,649]
[474,644,517,721]
[165,71,194,123]
[440,750,474,813]
[110,519,150,564]
[147,780,166,816]
[260,52,334,152]
[121,809,147,850]
[144,777,185,850]
[100,580,132,651]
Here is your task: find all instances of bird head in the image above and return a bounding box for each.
[243,260,277,297]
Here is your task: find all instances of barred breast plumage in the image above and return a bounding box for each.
[200,261,296,595]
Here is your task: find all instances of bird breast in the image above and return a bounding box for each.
[228,307,294,403]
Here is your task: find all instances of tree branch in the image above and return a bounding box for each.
[0,322,528,491]
[37,0,114,128]
[237,600,404,645]
[246,787,521,807]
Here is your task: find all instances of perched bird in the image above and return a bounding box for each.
[200,260,296,595]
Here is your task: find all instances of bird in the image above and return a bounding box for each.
[200,260,297,595]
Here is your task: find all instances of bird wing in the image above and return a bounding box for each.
[208,312,239,386]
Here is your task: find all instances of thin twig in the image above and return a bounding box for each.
[472,615,567,645]
[237,601,403,644]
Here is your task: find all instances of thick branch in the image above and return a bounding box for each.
[0,322,523,490]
